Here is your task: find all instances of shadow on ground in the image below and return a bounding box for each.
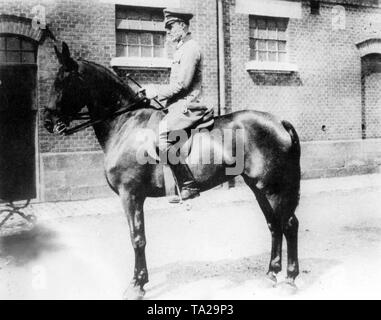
[0,223,63,267]
[146,252,340,299]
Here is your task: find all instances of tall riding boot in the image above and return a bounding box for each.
[168,162,200,203]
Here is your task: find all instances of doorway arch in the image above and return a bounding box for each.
[0,26,39,201]
[357,38,381,139]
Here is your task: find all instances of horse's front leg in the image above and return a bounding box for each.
[119,188,148,300]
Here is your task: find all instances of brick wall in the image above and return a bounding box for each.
[0,0,115,153]
[115,0,219,112]
[223,1,381,142]
[2,0,381,202]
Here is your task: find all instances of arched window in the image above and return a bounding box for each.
[0,35,37,64]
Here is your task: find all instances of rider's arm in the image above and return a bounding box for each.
[158,43,201,100]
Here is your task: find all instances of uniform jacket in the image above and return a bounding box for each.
[158,32,202,112]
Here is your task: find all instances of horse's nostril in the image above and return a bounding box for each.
[44,120,54,133]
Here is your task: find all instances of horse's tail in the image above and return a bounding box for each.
[281,120,301,209]
[281,120,300,160]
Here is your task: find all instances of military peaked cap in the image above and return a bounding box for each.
[163,8,193,28]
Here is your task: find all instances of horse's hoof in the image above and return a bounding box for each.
[276,279,298,295]
[123,286,145,300]
[266,271,277,286]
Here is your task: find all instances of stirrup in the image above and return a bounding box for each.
[168,187,200,204]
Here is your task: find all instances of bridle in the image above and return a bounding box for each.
[60,98,150,136]
[51,74,165,136]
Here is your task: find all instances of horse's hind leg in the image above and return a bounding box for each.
[243,176,283,283]
[119,187,148,300]
[282,210,299,285]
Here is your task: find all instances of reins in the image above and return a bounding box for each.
[63,98,150,136]
[63,74,165,136]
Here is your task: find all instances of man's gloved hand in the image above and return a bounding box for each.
[140,84,158,100]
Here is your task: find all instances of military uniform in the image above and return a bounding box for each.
[157,32,206,153]
[149,8,210,202]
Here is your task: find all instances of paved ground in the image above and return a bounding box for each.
[0,174,381,299]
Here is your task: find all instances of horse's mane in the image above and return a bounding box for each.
[79,59,136,98]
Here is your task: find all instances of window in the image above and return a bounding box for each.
[0,36,37,64]
[249,16,288,63]
[116,31,165,58]
[115,6,166,59]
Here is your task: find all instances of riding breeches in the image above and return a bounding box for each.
[158,103,211,155]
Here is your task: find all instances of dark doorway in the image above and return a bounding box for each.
[361,53,381,139]
[0,36,37,202]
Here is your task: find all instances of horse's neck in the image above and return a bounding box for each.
[81,63,137,150]
[88,101,134,150]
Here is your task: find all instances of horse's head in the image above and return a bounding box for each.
[44,42,89,134]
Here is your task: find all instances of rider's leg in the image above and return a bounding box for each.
[158,120,199,202]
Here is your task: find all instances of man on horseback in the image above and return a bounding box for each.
[142,8,210,202]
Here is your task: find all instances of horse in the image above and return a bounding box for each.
[44,42,301,299]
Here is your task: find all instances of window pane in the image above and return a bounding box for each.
[7,37,20,50]
[257,19,266,30]
[127,32,139,45]
[154,47,164,57]
[268,29,277,39]
[7,51,21,63]
[249,38,256,50]
[268,20,277,39]
[152,12,163,21]
[278,30,286,41]
[116,32,126,44]
[268,40,277,51]
[250,49,257,60]
[153,33,163,46]
[278,41,286,51]
[0,51,6,63]
[140,33,152,45]
[249,27,257,38]
[0,38,5,50]
[116,45,126,57]
[268,52,277,62]
[126,9,140,20]
[258,28,267,39]
[21,52,35,63]
[249,18,256,28]
[116,10,125,19]
[258,51,267,62]
[258,40,266,50]
[249,17,288,62]
[268,20,276,30]
[279,52,286,62]
[141,46,152,57]
[277,19,288,32]
[21,40,34,51]
[128,45,139,57]
[139,10,151,21]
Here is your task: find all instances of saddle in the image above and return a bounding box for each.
[143,102,215,196]
[173,102,215,159]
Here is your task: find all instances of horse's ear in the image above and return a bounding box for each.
[61,41,78,71]
[62,41,71,59]
[54,45,63,64]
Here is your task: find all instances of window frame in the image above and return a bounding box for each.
[246,15,298,73]
[116,30,165,59]
[249,16,288,63]
[0,34,37,65]
[112,5,171,69]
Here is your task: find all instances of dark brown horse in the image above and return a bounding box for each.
[44,42,301,299]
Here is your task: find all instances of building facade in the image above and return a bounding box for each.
[0,0,380,202]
